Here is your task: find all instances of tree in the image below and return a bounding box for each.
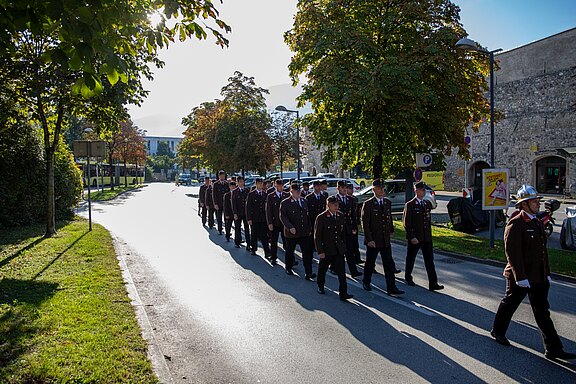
[181,72,273,174]
[285,0,491,178]
[0,0,230,236]
[267,112,298,177]
[114,120,147,187]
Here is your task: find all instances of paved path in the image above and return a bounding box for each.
[78,183,576,383]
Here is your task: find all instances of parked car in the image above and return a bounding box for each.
[282,176,322,191]
[176,173,192,185]
[316,172,336,178]
[353,179,437,212]
[310,177,361,196]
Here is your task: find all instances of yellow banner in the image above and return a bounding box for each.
[482,169,509,210]
[422,171,445,191]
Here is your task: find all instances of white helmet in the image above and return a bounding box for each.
[515,184,541,207]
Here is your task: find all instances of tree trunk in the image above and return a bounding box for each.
[109,150,115,191]
[124,159,128,187]
[373,142,383,179]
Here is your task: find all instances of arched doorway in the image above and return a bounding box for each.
[469,161,490,189]
[535,156,566,194]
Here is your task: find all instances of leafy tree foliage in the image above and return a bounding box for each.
[113,120,147,187]
[267,112,298,175]
[285,0,491,178]
[181,71,273,175]
[0,0,230,236]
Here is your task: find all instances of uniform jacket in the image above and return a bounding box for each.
[223,190,234,219]
[335,193,358,234]
[306,192,328,228]
[314,210,347,256]
[199,184,208,206]
[204,185,214,208]
[266,190,290,227]
[212,179,229,208]
[403,197,432,242]
[246,189,267,223]
[504,211,550,283]
[280,197,312,238]
[231,187,249,217]
[361,196,394,248]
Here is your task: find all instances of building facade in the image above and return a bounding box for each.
[144,136,182,156]
[445,28,576,196]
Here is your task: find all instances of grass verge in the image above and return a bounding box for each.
[390,220,576,278]
[0,218,157,383]
[88,184,143,201]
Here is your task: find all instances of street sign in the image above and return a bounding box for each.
[73,140,106,159]
[415,153,433,168]
[413,167,423,182]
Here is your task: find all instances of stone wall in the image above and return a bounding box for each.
[445,28,576,195]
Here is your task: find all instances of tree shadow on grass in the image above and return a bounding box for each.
[0,278,59,379]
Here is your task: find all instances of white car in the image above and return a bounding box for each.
[354,179,437,212]
[311,178,361,196]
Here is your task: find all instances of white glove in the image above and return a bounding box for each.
[547,276,552,283]
[516,279,530,288]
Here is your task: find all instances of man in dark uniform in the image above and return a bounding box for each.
[346,182,364,264]
[335,180,362,278]
[403,181,443,291]
[212,170,228,235]
[301,181,311,197]
[266,179,289,264]
[361,179,404,296]
[265,179,274,194]
[246,178,272,258]
[223,181,236,242]
[491,185,575,360]
[306,180,327,247]
[315,196,354,301]
[231,176,250,248]
[280,183,316,279]
[320,179,329,197]
[204,180,215,229]
[199,176,210,226]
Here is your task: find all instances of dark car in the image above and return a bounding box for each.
[354,179,437,212]
[177,173,192,185]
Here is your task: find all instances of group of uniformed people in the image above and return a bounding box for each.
[197,174,575,360]
[199,171,443,301]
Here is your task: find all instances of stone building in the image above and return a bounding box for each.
[445,27,576,196]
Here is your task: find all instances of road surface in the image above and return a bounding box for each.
[77,183,576,383]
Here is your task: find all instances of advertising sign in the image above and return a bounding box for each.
[421,171,445,191]
[73,140,106,159]
[482,169,510,210]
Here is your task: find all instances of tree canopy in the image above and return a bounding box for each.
[181,71,273,175]
[285,0,491,178]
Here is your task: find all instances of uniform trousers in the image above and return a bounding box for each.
[405,240,438,287]
[200,205,207,225]
[269,225,286,261]
[207,206,215,228]
[352,233,362,263]
[250,222,271,255]
[363,245,397,290]
[214,208,224,232]
[317,253,348,297]
[344,234,360,274]
[224,217,233,239]
[492,277,563,352]
[234,216,250,246]
[285,236,313,275]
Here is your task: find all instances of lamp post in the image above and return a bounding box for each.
[275,105,300,181]
[84,128,94,231]
[456,37,503,248]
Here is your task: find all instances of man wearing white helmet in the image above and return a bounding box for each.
[491,185,575,361]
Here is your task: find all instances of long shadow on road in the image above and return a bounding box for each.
[206,228,576,382]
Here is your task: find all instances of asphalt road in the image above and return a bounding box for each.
[77,183,576,383]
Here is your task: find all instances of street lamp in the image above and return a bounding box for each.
[84,127,94,231]
[456,37,503,248]
[275,105,300,180]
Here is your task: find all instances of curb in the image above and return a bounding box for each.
[390,238,576,284]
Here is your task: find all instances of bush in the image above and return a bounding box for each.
[0,125,82,227]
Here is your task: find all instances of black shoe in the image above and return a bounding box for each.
[305,273,317,281]
[209,226,214,229]
[405,278,416,287]
[293,261,299,266]
[490,331,511,347]
[429,284,445,291]
[340,293,354,301]
[250,251,257,256]
[351,271,363,278]
[362,282,372,291]
[234,244,240,248]
[264,254,271,260]
[270,259,277,265]
[329,269,337,275]
[387,288,405,296]
[394,268,401,274]
[219,231,223,235]
[226,237,230,242]
[317,287,325,294]
[545,350,576,360]
[286,269,295,276]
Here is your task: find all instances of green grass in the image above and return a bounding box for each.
[0,218,158,383]
[88,184,143,201]
[390,220,576,278]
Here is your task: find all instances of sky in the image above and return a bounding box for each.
[128,0,576,138]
